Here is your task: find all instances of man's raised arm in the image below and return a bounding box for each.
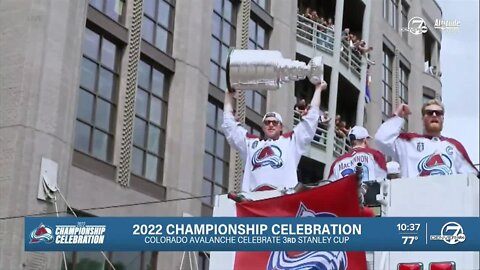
[221,91,248,158]
[293,81,327,153]
[374,104,410,159]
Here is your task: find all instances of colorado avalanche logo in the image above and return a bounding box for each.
[252,145,283,171]
[30,223,54,243]
[418,154,453,176]
[266,203,348,270]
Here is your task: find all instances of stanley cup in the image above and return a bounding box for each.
[226,49,324,92]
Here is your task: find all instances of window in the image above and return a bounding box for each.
[382,47,394,120]
[210,0,236,89]
[246,121,262,137]
[383,0,389,20]
[401,1,409,41]
[75,28,119,162]
[423,94,434,105]
[132,60,168,182]
[62,251,157,270]
[142,0,174,54]
[384,0,399,31]
[252,0,268,10]
[90,0,125,22]
[203,100,230,206]
[399,64,409,130]
[246,18,268,115]
[390,0,398,30]
[422,87,435,105]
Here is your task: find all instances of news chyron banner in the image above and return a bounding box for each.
[25,216,480,251]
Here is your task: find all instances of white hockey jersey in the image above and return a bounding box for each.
[374,116,478,178]
[222,107,320,192]
[328,147,387,182]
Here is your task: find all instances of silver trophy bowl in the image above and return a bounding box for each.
[226,49,324,92]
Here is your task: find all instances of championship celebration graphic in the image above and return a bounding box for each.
[26,222,107,248]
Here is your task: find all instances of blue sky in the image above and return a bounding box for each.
[437,0,479,165]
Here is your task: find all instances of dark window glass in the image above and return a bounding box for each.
[132,60,168,183]
[89,0,125,23]
[203,99,229,205]
[210,0,236,89]
[75,29,119,162]
[246,18,268,115]
[382,47,394,120]
[142,0,174,54]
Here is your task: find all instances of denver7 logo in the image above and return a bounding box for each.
[440,222,466,245]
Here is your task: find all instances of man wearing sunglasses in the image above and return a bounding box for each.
[222,81,327,192]
[374,99,478,178]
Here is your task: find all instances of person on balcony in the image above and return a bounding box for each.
[328,126,387,182]
[314,110,331,144]
[222,81,328,192]
[317,16,326,47]
[336,120,350,138]
[374,100,479,178]
[334,115,345,138]
[294,99,309,119]
[326,18,334,50]
[319,111,331,130]
[357,40,375,65]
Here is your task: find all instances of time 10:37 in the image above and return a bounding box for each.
[397,223,421,231]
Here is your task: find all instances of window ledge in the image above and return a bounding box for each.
[72,150,116,181]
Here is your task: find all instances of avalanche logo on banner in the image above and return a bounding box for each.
[267,203,347,270]
[234,174,367,270]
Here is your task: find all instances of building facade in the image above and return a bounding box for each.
[0,0,441,269]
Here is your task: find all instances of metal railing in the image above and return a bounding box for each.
[293,111,351,156]
[296,13,363,77]
[296,14,335,55]
[340,41,362,78]
[293,111,328,149]
[333,133,351,157]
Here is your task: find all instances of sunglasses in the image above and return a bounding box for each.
[263,120,280,126]
[424,110,444,116]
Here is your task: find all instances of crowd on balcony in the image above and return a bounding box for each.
[341,28,375,66]
[299,7,335,50]
[294,99,352,146]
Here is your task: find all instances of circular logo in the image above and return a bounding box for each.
[408,17,428,35]
[440,221,466,245]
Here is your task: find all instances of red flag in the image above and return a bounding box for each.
[234,175,367,270]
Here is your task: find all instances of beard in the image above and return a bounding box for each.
[425,122,443,133]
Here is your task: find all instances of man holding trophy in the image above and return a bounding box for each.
[222,49,327,192]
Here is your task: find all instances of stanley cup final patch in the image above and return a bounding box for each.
[417,142,424,152]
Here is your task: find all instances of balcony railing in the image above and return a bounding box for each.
[293,111,327,150]
[333,135,351,157]
[293,111,351,157]
[340,41,362,78]
[296,14,362,77]
[296,14,334,55]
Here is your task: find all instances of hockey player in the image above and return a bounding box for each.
[328,126,387,182]
[374,100,478,177]
[222,81,327,192]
